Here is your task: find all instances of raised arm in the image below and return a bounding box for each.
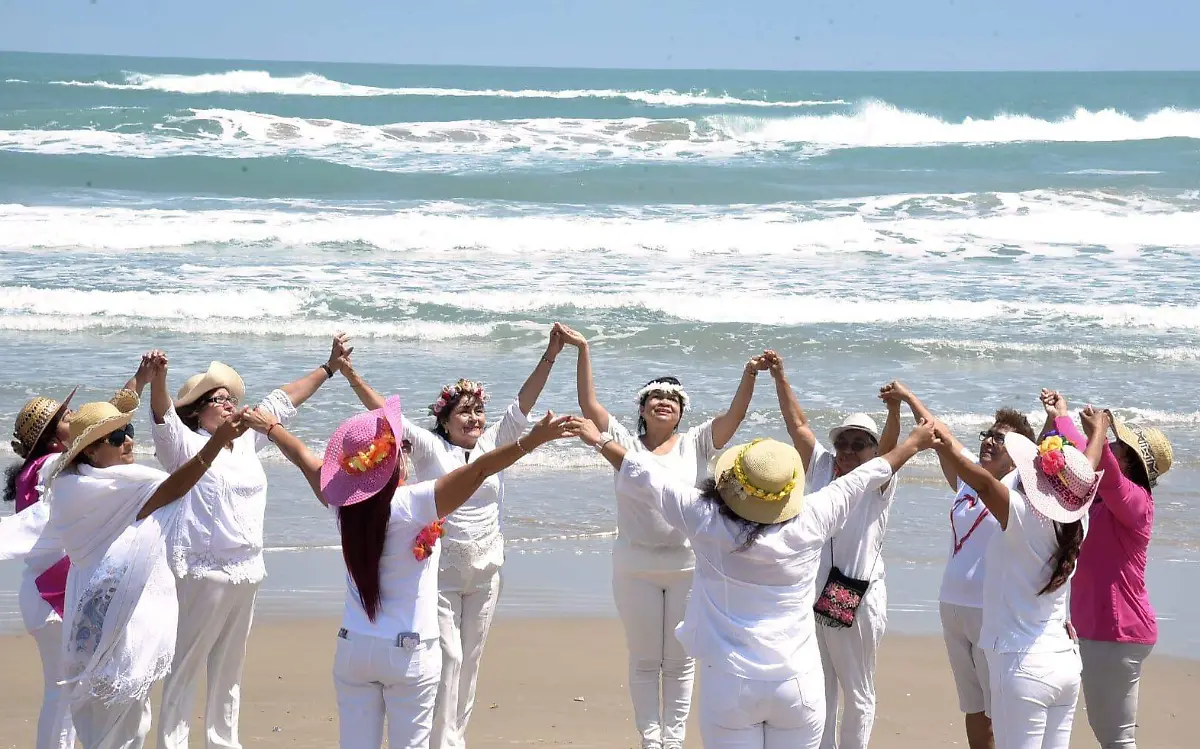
[148,351,172,425]
[572,416,628,471]
[711,357,763,450]
[123,351,158,399]
[1041,389,1086,450]
[1081,407,1153,529]
[933,423,1012,530]
[879,396,901,454]
[341,360,387,412]
[764,351,818,473]
[556,323,611,431]
[278,334,351,408]
[516,326,564,415]
[433,412,573,517]
[243,409,325,504]
[139,412,247,519]
[881,380,960,490]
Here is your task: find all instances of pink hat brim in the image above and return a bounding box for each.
[320,396,405,508]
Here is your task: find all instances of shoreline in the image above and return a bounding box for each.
[0,618,1194,748]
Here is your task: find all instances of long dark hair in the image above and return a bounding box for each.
[637,376,685,436]
[1039,519,1084,595]
[178,388,220,432]
[4,411,68,503]
[336,465,401,621]
[698,478,770,551]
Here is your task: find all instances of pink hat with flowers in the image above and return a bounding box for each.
[1005,431,1102,523]
[320,396,406,508]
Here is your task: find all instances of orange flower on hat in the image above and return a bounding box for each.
[341,432,396,474]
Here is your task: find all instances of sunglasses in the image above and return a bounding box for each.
[979,429,1007,444]
[203,395,239,407]
[104,424,135,447]
[833,436,876,452]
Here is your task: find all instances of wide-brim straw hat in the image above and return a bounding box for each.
[175,362,246,408]
[1006,432,1101,523]
[321,396,406,508]
[713,438,807,524]
[11,387,78,459]
[47,395,141,479]
[829,413,880,445]
[1110,415,1172,488]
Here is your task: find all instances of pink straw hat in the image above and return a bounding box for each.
[1005,432,1102,523]
[320,396,406,508]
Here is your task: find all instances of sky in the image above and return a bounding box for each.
[0,0,1197,71]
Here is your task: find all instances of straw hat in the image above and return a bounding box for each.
[11,387,78,459]
[321,396,407,508]
[1006,432,1101,523]
[829,413,880,445]
[713,438,807,524]
[1110,415,1172,488]
[175,362,246,408]
[48,395,141,476]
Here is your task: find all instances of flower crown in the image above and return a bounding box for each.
[728,438,797,502]
[635,381,690,410]
[429,379,489,417]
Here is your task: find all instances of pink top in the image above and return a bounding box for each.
[1054,416,1157,644]
[14,454,69,617]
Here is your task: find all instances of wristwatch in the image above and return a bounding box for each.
[594,432,614,453]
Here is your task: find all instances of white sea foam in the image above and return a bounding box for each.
[3,101,1198,168]
[43,70,841,107]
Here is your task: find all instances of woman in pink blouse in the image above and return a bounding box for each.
[1040,389,1173,749]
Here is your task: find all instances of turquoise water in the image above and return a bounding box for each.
[1,51,1198,651]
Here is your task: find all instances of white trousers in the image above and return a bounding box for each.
[334,630,441,749]
[157,575,259,749]
[697,663,825,749]
[613,566,696,749]
[1079,638,1153,749]
[816,578,886,749]
[431,564,502,749]
[986,648,1081,749]
[72,694,152,749]
[31,618,77,749]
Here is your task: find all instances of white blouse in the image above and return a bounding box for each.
[616,450,895,680]
[151,389,297,584]
[402,399,528,574]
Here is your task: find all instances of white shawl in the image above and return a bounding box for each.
[1,462,184,707]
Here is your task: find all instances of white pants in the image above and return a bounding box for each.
[986,648,1081,749]
[72,694,152,749]
[158,575,259,749]
[613,566,696,749]
[1079,639,1153,749]
[698,663,825,749]
[816,578,886,749]
[432,564,502,749]
[940,602,991,715]
[31,618,77,749]
[334,629,441,749]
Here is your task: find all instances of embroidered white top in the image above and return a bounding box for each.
[150,389,297,583]
[615,450,895,680]
[807,441,897,585]
[402,399,528,574]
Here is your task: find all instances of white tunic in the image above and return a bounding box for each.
[150,389,297,584]
[807,441,897,585]
[615,451,895,680]
[402,399,528,574]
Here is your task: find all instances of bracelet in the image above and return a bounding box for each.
[195,451,211,468]
[266,422,280,442]
[515,437,528,456]
[320,363,335,379]
[541,355,555,365]
[594,433,614,453]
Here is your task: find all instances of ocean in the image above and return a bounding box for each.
[1,52,1198,653]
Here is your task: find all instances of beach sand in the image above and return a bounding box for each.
[0,617,1193,748]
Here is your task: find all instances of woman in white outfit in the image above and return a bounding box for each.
[932,422,1098,749]
[568,416,934,749]
[768,352,899,749]
[338,329,560,749]
[243,395,575,748]
[148,337,349,749]
[4,359,154,749]
[559,324,760,749]
[0,392,246,749]
[884,382,1036,749]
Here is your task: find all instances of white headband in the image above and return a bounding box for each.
[636,382,690,409]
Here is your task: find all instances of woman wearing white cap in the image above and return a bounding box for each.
[0,389,247,749]
[147,336,351,749]
[763,352,898,749]
[932,420,1099,749]
[557,324,761,749]
[240,397,575,749]
[3,358,155,749]
[337,327,561,749]
[568,416,935,749]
